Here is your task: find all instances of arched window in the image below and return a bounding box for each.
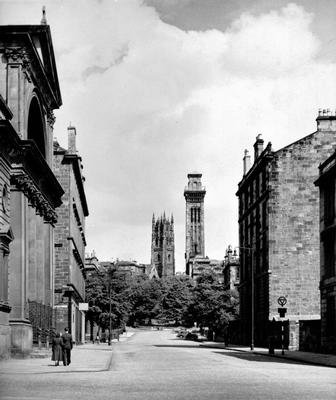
[27,96,45,158]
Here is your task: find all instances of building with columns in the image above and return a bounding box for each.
[53,126,89,344]
[236,111,336,351]
[184,173,206,277]
[0,21,63,357]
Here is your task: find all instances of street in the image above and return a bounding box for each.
[0,329,335,400]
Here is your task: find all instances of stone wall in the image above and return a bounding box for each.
[269,129,336,322]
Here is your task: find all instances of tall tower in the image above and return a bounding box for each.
[184,173,206,275]
[151,213,175,278]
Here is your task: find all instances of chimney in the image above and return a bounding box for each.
[316,109,336,131]
[41,6,47,25]
[68,125,76,153]
[243,149,251,175]
[254,134,264,161]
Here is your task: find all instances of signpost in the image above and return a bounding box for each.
[277,296,287,355]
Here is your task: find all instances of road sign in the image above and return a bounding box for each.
[278,307,287,318]
[277,296,287,307]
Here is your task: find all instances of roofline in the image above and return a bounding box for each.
[62,154,89,216]
[0,24,62,108]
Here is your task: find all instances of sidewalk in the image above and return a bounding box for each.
[0,332,133,375]
[200,342,336,368]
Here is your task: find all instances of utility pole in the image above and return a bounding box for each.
[251,247,254,351]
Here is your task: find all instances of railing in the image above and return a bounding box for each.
[27,300,54,344]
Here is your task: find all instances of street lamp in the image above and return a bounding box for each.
[236,245,254,351]
[108,282,112,346]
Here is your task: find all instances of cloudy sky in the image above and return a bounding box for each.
[1,0,336,271]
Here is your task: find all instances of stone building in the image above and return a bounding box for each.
[223,245,240,292]
[190,256,224,283]
[314,140,336,354]
[84,250,99,275]
[115,260,146,276]
[184,173,206,276]
[236,111,336,350]
[151,213,175,278]
[53,126,89,344]
[0,21,63,358]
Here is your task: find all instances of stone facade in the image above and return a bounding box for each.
[236,111,336,350]
[184,173,206,276]
[223,245,240,292]
[53,126,89,344]
[151,213,175,278]
[0,23,63,358]
[314,136,336,354]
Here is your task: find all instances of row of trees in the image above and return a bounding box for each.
[85,268,239,340]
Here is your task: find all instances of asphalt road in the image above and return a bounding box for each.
[1,329,335,400]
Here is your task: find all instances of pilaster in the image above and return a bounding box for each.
[8,190,32,356]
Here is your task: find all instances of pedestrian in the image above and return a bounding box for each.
[62,327,73,366]
[96,332,100,344]
[51,332,63,366]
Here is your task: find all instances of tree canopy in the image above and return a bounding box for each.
[85,268,238,337]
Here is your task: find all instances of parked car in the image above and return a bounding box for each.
[184,331,198,341]
[176,328,188,338]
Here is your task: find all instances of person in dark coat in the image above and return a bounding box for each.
[62,327,73,366]
[51,332,63,366]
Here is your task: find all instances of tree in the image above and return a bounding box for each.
[86,268,239,339]
[156,275,194,325]
[186,271,239,337]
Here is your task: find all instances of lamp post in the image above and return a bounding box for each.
[108,282,112,346]
[236,245,254,351]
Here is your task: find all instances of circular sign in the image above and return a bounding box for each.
[278,296,287,307]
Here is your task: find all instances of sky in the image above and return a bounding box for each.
[1,0,336,271]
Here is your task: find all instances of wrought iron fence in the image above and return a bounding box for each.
[27,300,54,344]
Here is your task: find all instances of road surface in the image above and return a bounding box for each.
[0,329,335,399]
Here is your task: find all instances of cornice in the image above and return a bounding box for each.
[11,171,58,225]
[63,154,89,217]
[0,25,62,110]
[12,139,64,208]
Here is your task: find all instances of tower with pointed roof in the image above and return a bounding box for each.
[151,213,175,278]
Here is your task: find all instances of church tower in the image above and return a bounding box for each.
[184,173,206,275]
[151,213,175,278]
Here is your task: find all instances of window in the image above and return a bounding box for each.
[326,296,336,337]
[323,233,335,278]
[324,181,335,226]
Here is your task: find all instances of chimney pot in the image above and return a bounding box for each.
[254,134,264,161]
[68,125,77,153]
[316,109,336,132]
[243,149,251,175]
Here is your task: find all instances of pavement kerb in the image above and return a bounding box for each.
[199,342,336,368]
[0,332,135,375]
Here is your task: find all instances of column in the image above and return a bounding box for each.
[8,190,32,356]
[35,215,45,302]
[27,206,37,301]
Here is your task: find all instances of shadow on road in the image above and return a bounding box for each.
[213,351,315,366]
[153,344,205,349]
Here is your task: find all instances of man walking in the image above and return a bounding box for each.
[62,327,73,366]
